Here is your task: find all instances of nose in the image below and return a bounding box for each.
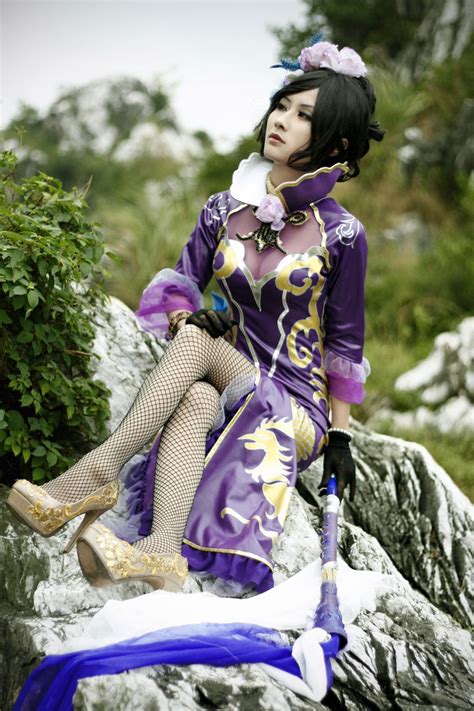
[274,113,287,130]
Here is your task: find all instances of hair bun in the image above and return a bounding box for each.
[368,121,385,143]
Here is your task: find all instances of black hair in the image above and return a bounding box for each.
[255,69,385,180]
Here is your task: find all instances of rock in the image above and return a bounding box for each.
[73,664,321,711]
[370,317,474,434]
[332,520,473,711]
[2,477,473,710]
[301,423,474,629]
[1,297,473,709]
[91,296,164,432]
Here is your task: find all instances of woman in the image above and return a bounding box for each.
[7,39,384,594]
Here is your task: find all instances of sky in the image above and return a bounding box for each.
[1,0,307,149]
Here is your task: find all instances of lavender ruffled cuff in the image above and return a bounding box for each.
[325,349,371,405]
[135,268,203,338]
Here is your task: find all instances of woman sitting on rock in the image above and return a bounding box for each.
[7,38,384,593]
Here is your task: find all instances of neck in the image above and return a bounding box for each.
[269,162,305,188]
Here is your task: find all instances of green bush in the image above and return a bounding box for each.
[0,150,111,486]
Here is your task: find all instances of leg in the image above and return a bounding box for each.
[134,381,221,555]
[43,325,256,502]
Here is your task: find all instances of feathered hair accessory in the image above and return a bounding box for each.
[272,32,367,79]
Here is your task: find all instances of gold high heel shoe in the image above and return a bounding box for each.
[6,479,119,554]
[76,523,188,591]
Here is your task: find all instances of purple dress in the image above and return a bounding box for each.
[132,154,370,591]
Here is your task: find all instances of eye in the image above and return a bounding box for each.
[276,101,287,111]
[299,112,312,121]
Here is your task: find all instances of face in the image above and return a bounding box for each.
[264,88,318,167]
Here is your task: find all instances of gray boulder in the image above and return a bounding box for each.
[1,296,473,710]
[370,317,474,434]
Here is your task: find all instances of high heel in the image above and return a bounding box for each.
[76,523,188,591]
[6,479,119,552]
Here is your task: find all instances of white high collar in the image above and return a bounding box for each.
[229,152,272,206]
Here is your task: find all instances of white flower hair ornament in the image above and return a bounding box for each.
[272,32,367,80]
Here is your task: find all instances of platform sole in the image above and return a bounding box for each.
[76,539,182,592]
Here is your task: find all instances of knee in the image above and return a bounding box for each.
[173,323,211,348]
[181,381,221,418]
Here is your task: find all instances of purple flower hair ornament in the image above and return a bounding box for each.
[300,43,367,77]
[272,31,367,79]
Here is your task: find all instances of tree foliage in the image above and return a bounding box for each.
[272,0,426,61]
[0,151,111,486]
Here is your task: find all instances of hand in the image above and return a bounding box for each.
[185,309,238,339]
[319,430,356,501]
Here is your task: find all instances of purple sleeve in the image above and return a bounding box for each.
[323,222,370,404]
[135,192,229,337]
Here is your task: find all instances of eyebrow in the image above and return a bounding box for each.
[281,97,315,110]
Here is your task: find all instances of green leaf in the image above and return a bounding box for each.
[17,330,34,343]
[20,394,34,406]
[32,445,47,457]
[32,468,44,482]
[22,449,31,463]
[7,410,25,430]
[18,362,29,377]
[11,285,27,295]
[46,451,57,466]
[11,443,21,456]
[27,289,40,309]
[37,259,48,276]
[0,309,13,324]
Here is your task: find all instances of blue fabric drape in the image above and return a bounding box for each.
[13,623,303,711]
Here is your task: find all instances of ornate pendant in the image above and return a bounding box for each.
[236,209,310,254]
[236,224,287,254]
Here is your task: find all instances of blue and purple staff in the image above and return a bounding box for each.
[312,472,348,687]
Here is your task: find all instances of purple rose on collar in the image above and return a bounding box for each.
[255,194,287,231]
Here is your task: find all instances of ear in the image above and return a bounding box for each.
[329,138,349,157]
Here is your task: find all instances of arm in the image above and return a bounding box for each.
[135,192,229,338]
[321,220,369,501]
[323,221,370,406]
[330,394,350,430]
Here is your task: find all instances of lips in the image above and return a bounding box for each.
[269,133,285,144]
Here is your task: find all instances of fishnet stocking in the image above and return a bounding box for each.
[43,325,256,502]
[134,381,221,555]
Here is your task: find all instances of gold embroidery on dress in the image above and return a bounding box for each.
[277,252,328,407]
[290,399,316,462]
[219,416,295,536]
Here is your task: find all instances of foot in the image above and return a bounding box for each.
[42,449,119,503]
[77,524,188,591]
[133,532,181,557]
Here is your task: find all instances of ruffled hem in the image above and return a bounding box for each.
[210,369,256,433]
[135,268,203,338]
[327,372,365,404]
[182,545,274,593]
[325,349,371,382]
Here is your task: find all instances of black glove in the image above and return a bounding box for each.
[319,430,356,501]
[185,309,238,339]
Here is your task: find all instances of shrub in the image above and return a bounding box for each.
[0,150,111,486]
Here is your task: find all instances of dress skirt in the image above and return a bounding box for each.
[121,364,328,592]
